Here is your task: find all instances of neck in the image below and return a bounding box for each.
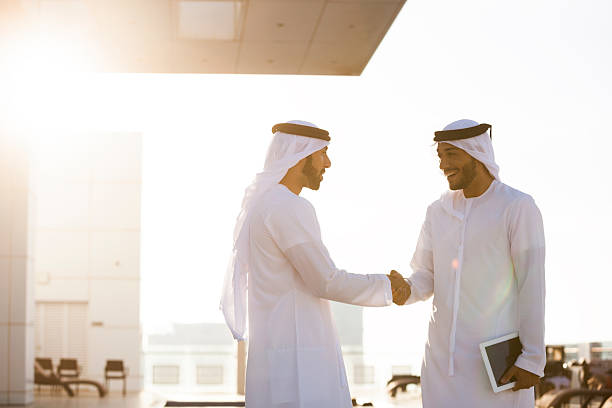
[462,172,494,198]
[279,177,303,195]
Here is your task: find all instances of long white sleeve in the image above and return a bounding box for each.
[285,242,392,306]
[265,197,391,307]
[508,196,546,377]
[406,208,434,304]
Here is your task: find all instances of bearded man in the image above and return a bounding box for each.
[220,120,410,408]
[396,119,546,408]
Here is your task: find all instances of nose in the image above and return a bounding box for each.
[324,155,331,168]
[439,156,448,171]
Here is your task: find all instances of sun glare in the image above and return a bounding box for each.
[4,30,103,133]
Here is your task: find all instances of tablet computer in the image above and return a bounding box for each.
[479,332,522,393]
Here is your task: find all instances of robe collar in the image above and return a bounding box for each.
[439,180,499,220]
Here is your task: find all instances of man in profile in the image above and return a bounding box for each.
[220,120,409,408]
[396,119,546,408]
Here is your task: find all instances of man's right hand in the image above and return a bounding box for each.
[387,270,411,305]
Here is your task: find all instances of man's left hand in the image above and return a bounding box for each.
[500,365,540,391]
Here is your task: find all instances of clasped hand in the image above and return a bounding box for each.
[387,270,410,305]
[500,365,540,391]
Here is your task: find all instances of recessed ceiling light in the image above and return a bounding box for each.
[177,0,243,41]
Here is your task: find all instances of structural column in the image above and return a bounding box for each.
[0,134,36,406]
[237,341,246,395]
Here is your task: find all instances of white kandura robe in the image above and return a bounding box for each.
[246,184,392,408]
[407,180,546,408]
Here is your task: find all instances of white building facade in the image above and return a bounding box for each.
[32,133,143,394]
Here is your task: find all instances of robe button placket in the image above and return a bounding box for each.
[448,206,470,376]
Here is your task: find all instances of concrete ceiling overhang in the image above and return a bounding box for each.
[5,0,406,75]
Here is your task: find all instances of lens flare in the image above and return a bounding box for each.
[477,265,515,321]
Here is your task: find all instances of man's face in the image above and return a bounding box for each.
[437,143,478,190]
[302,146,331,190]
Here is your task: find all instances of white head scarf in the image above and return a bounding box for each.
[439,119,500,180]
[220,120,330,340]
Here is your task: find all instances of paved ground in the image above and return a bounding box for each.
[163,390,422,407]
[352,389,422,408]
[4,391,166,408]
[6,389,421,408]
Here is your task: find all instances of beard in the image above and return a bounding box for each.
[448,159,477,190]
[302,156,322,190]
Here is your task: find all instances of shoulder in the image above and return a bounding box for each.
[495,183,541,217]
[496,182,537,207]
[260,188,321,244]
[428,190,460,215]
[262,187,316,224]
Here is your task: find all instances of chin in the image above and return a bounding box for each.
[304,174,322,190]
[447,176,465,191]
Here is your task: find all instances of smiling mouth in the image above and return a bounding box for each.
[444,169,459,178]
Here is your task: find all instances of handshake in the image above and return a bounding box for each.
[387,270,411,305]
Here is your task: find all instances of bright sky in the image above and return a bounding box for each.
[2,0,611,352]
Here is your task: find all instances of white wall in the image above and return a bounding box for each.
[33,133,143,392]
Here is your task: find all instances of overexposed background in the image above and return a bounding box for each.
[3,0,611,364]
